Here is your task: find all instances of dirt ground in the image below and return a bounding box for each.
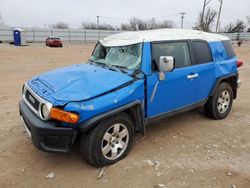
[0,42,249,188]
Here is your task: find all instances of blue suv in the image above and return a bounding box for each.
[19,29,242,167]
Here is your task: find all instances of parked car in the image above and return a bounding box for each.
[19,29,242,167]
[46,36,63,47]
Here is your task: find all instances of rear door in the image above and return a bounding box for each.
[190,40,216,101]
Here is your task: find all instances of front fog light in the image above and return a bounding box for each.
[41,104,51,120]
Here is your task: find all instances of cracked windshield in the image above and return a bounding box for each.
[90,43,142,70]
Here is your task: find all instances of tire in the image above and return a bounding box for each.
[80,112,134,167]
[204,82,233,120]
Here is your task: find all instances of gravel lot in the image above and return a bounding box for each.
[0,42,250,188]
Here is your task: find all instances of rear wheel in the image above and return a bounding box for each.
[204,82,233,120]
[80,112,134,167]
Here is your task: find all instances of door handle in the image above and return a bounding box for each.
[187,73,199,79]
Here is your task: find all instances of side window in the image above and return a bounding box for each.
[152,42,191,71]
[192,41,213,64]
[222,40,236,59]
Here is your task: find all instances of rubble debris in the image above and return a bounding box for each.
[155,161,160,171]
[146,159,154,166]
[97,167,106,179]
[45,172,55,179]
[172,136,178,139]
[154,184,166,188]
[157,172,164,177]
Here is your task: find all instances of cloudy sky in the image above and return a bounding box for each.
[0,0,249,30]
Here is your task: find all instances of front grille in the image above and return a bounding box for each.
[25,89,40,111]
[22,83,53,121]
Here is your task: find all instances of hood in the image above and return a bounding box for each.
[28,64,134,105]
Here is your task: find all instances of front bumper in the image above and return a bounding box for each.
[19,100,74,153]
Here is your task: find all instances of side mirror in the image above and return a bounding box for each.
[158,56,175,80]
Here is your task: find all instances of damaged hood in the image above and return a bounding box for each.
[28,64,134,105]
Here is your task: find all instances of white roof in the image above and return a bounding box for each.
[100,29,229,47]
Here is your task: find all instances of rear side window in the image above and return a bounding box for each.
[222,40,236,59]
[191,41,213,64]
[152,42,191,70]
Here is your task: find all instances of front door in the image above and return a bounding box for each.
[146,41,199,117]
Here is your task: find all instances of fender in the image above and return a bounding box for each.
[210,73,238,99]
[79,100,145,134]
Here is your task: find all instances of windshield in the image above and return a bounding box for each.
[89,43,142,70]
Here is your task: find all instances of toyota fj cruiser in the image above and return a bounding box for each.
[19,29,242,167]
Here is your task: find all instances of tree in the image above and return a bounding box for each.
[121,17,173,31]
[224,19,246,33]
[51,21,69,29]
[247,16,250,24]
[81,22,115,30]
[127,17,147,30]
[193,8,217,32]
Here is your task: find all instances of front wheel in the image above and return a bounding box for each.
[204,82,233,120]
[80,112,134,167]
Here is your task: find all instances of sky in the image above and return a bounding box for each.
[0,0,249,30]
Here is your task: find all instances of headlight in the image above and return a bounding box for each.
[41,103,51,120]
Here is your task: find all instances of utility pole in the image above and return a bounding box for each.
[180,12,186,29]
[97,16,100,29]
[216,0,223,32]
[201,0,211,26]
[97,16,100,39]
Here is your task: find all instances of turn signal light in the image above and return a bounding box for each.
[50,107,79,124]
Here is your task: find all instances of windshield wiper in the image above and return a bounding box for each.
[90,60,128,74]
[111,65,128,73]
[93,61,122,72]
[130,69,144,78]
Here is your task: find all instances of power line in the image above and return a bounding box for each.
[95,13,196,29]
[234,0,250,7]
[99,16,129,21]
[98,13,180,23]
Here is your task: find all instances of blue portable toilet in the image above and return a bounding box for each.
[13,28,27,46]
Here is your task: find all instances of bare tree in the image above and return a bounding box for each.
[121,23,131,31]
[51,21,69,29]
[193,8,217,32]
[224,19,246,33]
[128,17,147,30]
[121,17,173,31]
[247,16,250,24]
[81,22,115,30]
[155,20,173,29]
